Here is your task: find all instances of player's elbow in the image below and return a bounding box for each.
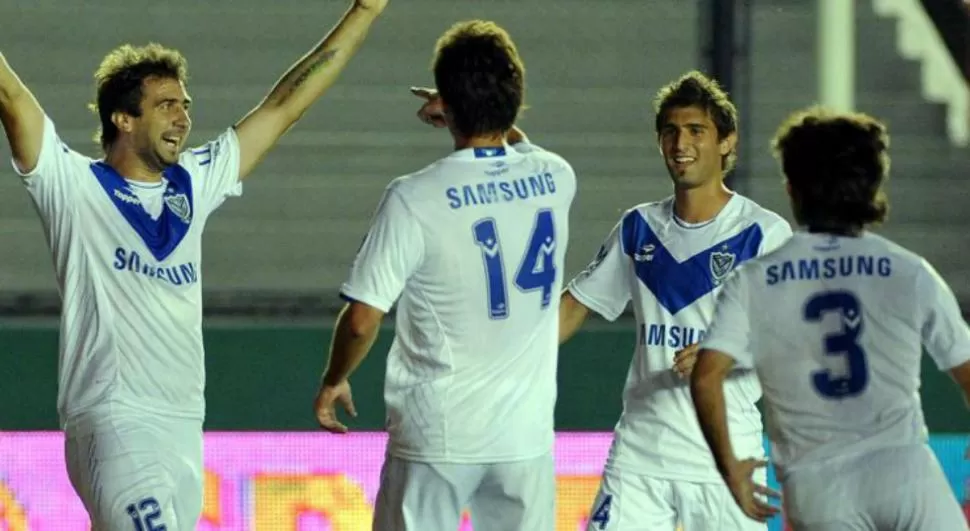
[343,301,384,338]
[689,358,722,398]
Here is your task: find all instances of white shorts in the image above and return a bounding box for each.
[781,444,968,531]
[64,410,204,531]
[585,467,767,531]
[372,451,555,531]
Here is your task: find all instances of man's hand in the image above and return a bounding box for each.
[355,0,389,12]
[411,86,447,128]
[724,459,781,523]
[673,343,700,379]
[313,379,358,433]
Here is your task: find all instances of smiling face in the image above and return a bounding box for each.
[657,105,736,190]
[117,76,192,172]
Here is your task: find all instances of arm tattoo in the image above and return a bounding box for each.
[287,49,340,95]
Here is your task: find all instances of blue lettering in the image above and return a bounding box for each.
[462,185,478,206]
[477,182,498,204]
[544,172,556,193]
[877,257,891,276]
[445,173,561,209]
[498,181,514,201]
[527,174,547,196]
[647,324,666,346]
[822,258,837,278]
[446,187,461,209]
[798,259,819,280]
[781,261,796,282]
[110,248,198,286]
[766,264,779,285]
[767,255,893,286]
[128,251,141,273]
[512,179,529,199]
[643,324,706,348]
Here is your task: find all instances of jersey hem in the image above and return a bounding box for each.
[387,444,554,465]
[61,400,204,432]
[604,459,728,484]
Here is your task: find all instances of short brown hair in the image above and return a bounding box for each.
[432,21,525,138]
[772,106,890,231]
[89,43,188,151]
[654,71,739,172]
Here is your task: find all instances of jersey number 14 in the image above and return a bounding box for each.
[472,209,557,320]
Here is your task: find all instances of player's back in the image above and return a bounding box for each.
[741,231,944,473]
[376,143,576,463]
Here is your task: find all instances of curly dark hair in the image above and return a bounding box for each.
[772,106,890,232]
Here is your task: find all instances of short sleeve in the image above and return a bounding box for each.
[179,128,242,216]
[759,218,794,255]
[567,220,632,321]
[339,184,424,313]
[700,268,755,368]
[918,259,970,371]
[15,114,87,226]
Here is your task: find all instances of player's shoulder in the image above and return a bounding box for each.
[862,231,928,273]
[514,141,574,170]
[622,196,673,224]
[732,194,791,233]
[40,114,96,164]
[178,128,238,170]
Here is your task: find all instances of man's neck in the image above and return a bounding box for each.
[454,132,506,151]
[807,225,864,237]
[673,181,734,224]
[104,147,163,183]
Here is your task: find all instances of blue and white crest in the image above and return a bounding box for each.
[164,193,192,224]
[709,251,736,284]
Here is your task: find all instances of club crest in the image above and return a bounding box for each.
[164,193,192,224]
[709,251,736,284]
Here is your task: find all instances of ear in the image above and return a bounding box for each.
[111,111,134,135]
[785,180,792,198]
[719,131,738,157]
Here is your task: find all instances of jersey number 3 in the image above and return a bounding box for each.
[803,290,869,398]
[473,209,557,319]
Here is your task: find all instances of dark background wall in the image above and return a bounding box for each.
[2,322,966,432]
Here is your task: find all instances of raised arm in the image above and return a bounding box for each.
[0,53,45,174]
[410,86,530,143]
[233,0,387,180]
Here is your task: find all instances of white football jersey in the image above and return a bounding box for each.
[14,115,242,431]
[568,194,792,482]
[340,142,576,463]
[702,231,970,476]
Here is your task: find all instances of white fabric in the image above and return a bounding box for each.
[15,115,242,428]
[341,142,576,463]
[568,194,792,482]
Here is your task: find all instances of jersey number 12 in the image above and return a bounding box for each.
[803,290,869,398]
[472,209,557,319]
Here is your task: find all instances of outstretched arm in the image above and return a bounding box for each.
[0,53,45,174]
[233,0,387,180]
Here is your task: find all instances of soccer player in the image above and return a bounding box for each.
[558,71,793,531]
[312,20,576,531]
[0,0,387,528]
[691,107,970,530]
